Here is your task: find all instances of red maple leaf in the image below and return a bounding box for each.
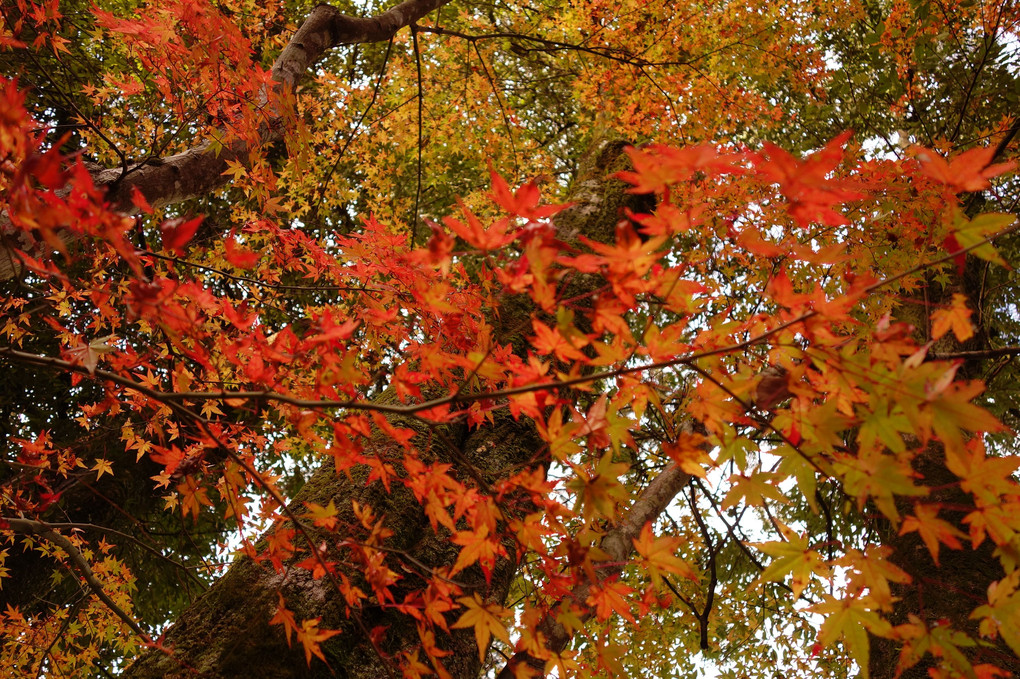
[912,144,1016,194]
[754,130,864,227]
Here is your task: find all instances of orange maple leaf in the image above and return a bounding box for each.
[269,594,299,646]
[661,432,712,478]
[443,202,516,251]
[450,524,506,582]
[586,579,635,623]
[931,294,974,342]
[531,319,589,362]
[451,594,511,661]
[633,522,698,587]
[295,617,341,665]
[618,143,744,194]
[899,503,965,566]
[489,166,571,220]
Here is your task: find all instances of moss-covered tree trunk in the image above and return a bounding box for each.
[122,136,644,679]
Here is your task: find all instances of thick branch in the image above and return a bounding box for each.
[97,0,454,210]
[3,517,151,642]
[495,462,693,679]
[0,0,455,280]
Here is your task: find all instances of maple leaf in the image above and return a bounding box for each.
[810,594,891,679]
[224,234,260,269]
[581,221,667,281]
[912,144,1017,193]
[633,522,698,587]
[567,452,630,521]
[894,615,979,678]
[295,617,341,665]
[488,166,570,220]
[450,523,506,581]
[618,143,744,193]
[972,571,1020,658]
[945,439,1020,508]
[398,648,435,679]
[130,185,153,214]
[754,365,792,411]
[22,140,68,189]
[944,211,1014,271]
[451,594,511,661]
[931,294,974,342]
[443,203,516,251]
[303,500,338,530]
[535,407,582,462]
[753,130,864,227]
[531,318,588,362]
[587,579,635,623]
[176,476,213,522]
[722,471,791,510]
[423,220,455,274]
[837,546,911,611]
[91,458,113,479]
[661,432,712,478]
[223,159,247,181]
[65,334,116,374]
[838,448,925,522]
[269,594,299,646]
[973,664,1013,679]
[930,381,1004,459]
[751,522,825,597]
[160,216,203,254]
[899,503,965,566]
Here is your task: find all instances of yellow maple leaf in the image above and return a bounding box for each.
[451,594,511,661]
[751,521,826,597]
[92,458,113,479]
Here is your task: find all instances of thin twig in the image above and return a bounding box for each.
[311,37,396,221]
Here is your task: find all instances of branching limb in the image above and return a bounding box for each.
[0,0,457,280]
[3,517,151,642]
[495,462,692,679]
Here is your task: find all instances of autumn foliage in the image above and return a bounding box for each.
[2,0,1020,677]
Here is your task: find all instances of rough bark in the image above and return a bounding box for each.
[0,0,455,280]
[495,461,692,679]
[121,135,660,679]
[867,444,1018,678]
[868,257,1020,678]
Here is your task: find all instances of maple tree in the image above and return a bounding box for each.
[2,0,1020,677]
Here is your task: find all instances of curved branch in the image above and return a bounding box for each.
[3,517,152,642]
[0,0,456,280]
[495,462,693,679]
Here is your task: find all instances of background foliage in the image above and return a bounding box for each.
[2,0,1020,676]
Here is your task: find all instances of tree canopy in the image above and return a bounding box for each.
[2,0,1020,677]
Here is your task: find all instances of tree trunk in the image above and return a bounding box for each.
[122,135,648,679]
[869,255,1020,678]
